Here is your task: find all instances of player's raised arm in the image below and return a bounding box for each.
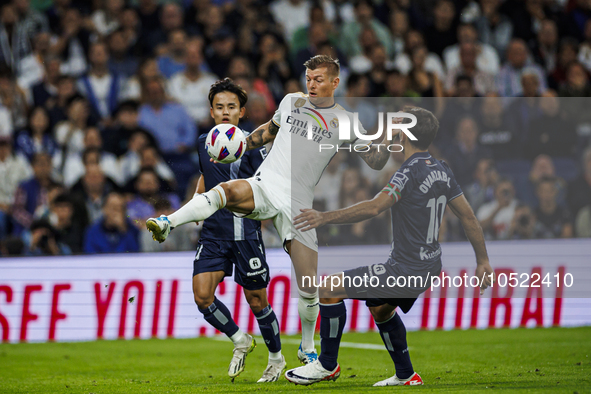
[295,169,408,230]
[245,120,279,151]
[294,191,393,231]
[448,194,495,293]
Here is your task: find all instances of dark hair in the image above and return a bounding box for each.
[346,73,368,90]
[102,191,123,207]
[57,74,74,84]
[354,0,373,10]
[153,197,171,212]
[0,65,14,80]
[304,55,340,78]
[435,0,455,9]
[30,218,55,233]
[316,41,333,51]
[208,77,248,108]
[559,36,579,53]
[110,26,126,37]
[115,100,139,115]
[67,94,86,107]
[27,106,50,135]
[1,236,24,256]
[82,147,101,166]
[310,3,323,13]
[53,193,73,206]
[401,106,439,150]
[135,168,160,192]
[455,74,473,86]
[386,69,403,78]
[458,22,477,31]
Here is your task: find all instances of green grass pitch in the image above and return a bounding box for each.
[1,327,590,393]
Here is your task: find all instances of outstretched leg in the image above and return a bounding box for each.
[147,180,255,242]
[171,180,255,227]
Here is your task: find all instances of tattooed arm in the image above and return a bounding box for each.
[246,120,280,151]
[357,143,390,170]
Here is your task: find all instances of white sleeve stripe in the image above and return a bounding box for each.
[449,192,464,202]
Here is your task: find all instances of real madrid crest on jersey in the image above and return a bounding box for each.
[295,98,306,108]
[330,118,338,128]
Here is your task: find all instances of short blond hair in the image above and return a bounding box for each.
[304,55,340,78]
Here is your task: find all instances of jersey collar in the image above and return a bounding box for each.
[308,98,337,110]
[403,151,431,165]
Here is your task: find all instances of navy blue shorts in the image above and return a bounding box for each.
[343,259,440,313]
[192,238,269,290]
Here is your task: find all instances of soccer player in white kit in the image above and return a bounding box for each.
[147,55,390,366]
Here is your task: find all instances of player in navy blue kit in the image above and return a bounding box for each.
[285,107,495,386]
[184,79,285,382]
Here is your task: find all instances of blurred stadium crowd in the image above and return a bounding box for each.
[0,0,591,256]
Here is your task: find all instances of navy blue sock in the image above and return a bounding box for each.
[198,297,239,337]
[318,302,346,371]
[254,305,281,353]
[376,312,414,379]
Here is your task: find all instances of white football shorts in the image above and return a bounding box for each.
[238,174,318,252]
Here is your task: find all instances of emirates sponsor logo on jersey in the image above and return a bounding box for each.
[286,114,333,143]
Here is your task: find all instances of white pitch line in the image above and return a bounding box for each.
[212,336,387,351]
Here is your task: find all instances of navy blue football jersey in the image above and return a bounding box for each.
[383,152,463,272]
[198,132,267,240]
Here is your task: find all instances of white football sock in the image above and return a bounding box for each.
[168,185,227,228]
[298,293,319,352]
[229,329,247,346]
[268,351,283,362]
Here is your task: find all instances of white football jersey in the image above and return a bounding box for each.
[256,93,366,203]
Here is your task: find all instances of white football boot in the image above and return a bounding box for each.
[285,359,340,386]
[373,372,424,386]
[257,355,287,382]
[297,343,318,365]
[228,334,256,378]
[145,215,171,243]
